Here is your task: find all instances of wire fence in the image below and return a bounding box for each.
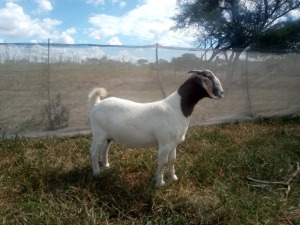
[0,42,299,137]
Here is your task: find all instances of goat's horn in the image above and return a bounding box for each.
[188,70,204,74]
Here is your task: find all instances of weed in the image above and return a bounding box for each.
[42,93,70,131]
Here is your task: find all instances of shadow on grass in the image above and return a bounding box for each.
[45,165,157,219]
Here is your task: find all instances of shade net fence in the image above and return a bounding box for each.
[0,43,299,137]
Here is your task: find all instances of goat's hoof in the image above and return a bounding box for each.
[172,175,178,181]
[93,171,101,177]
[156,180,165,187]
[101,163,110,169]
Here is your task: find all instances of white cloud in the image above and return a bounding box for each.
[0,2,75,44]
[50,28,76,44]
[88,0,193,46]
[107,36,122,45]
[41,18,61,30]
[89,14,121,36]
[112,0,126,8]
[289,9,300,19]
[34,0,53,14]
[0,2,43,38]
[119,1,126,8]
[86,0,105,5]
[88,28,103,40]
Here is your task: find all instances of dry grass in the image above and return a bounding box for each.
[1,118,300,224]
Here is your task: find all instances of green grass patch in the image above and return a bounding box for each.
[1,119,299,224]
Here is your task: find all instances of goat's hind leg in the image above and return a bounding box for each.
[90,140,101,176]
[90,138,110,176]
[100,139,110,169]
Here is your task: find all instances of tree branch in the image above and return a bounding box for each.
[265,0,300,29]
[246,162,300,197]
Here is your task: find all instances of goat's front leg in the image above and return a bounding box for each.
[156,151,167,187]
[168,148,178,181]
[156,143,176,187]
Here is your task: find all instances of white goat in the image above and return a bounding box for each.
[88,70,223,187]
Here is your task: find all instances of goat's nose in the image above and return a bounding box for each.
[220,91,224,98]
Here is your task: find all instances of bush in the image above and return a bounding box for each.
[42,93,70,130]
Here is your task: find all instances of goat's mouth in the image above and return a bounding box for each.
[218,92,224,99]
[212,89,224,99]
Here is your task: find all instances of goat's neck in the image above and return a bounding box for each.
[164,91,191,126]
[177,82,207,118]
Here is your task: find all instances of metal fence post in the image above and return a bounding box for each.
[245,47,253,119]
[156,43,166,98]
[47,38,53,129]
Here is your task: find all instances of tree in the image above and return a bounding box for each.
[137,58,149,66]
[173,0,300,52]
[253,18,300,51]
[171,53,203,71]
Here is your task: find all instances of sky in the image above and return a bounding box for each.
[0,0,195,47]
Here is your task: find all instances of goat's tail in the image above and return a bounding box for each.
[88,88,107,109]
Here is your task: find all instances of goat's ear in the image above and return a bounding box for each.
[189,70,218,98]
[201,75,218,98]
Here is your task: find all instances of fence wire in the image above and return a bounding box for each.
[0,43,299,137]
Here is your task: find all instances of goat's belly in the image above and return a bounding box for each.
[110,131,157,148]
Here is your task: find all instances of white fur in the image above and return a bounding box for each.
[88,71,223,187]
[89,91,187,186]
